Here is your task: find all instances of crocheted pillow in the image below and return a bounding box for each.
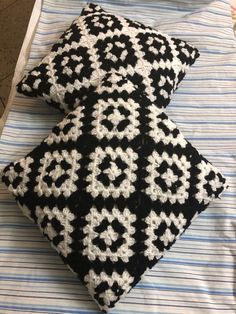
[1,73,226,312]
[17,3,199,113]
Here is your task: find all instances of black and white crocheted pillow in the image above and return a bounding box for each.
[2,73,226,312]
[17,2,199,113]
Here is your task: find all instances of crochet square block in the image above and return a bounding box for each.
[1,73,226,312]
[17,3,199,112]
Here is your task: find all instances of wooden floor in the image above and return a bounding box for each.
[0,0,35,117]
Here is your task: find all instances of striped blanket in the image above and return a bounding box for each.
[0,0,235,313]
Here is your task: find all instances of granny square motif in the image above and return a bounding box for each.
[1,73,226,312]
[17,3,199,112]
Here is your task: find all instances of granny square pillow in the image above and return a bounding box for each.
[1,73,226,312]
[17,3,199,113]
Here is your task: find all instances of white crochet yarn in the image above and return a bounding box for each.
[145,151,191,204]
[86,146,138,198]
[84,269,134,312]
[35,206,75,257]
[83,207,136,262]
[4,157,34,197]
[34,150,81,198]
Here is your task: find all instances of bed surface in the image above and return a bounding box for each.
[0,0,235,313]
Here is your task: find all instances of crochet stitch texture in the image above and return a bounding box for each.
[17,3,199,113]
[1,73,226,312]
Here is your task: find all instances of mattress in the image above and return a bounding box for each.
[0,0,235,313]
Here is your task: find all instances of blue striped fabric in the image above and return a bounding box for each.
[0,0,235,313]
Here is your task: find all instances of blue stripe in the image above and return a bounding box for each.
[137,283,235,296]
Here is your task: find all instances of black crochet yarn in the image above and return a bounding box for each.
[2,73,226,312]
[17,3,199,113]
